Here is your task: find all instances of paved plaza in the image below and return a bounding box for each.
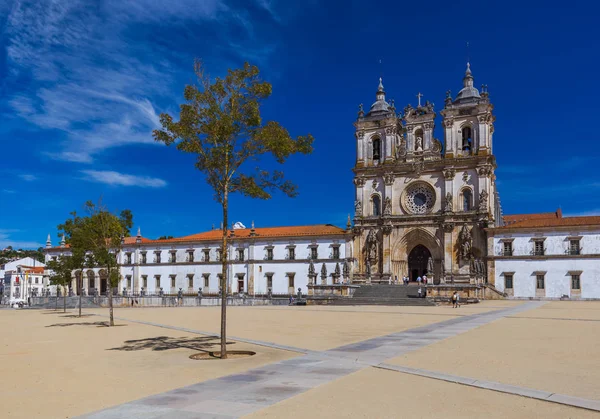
[1,301,599,418]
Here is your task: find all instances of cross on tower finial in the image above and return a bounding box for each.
[416,92,423,107]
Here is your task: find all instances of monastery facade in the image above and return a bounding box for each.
[42,64,600,300]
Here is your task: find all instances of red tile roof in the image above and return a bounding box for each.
[503,209,562,225]
[45,236,151,251]
[150,224,347,244]
[493,215,600,230]
[21,266,45,274]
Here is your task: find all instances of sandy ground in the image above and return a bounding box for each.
[0,309,295,419]
[389,301,600,399]
[245,367,596,419]
[83,301,518,351]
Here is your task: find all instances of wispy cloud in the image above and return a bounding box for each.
[0,230,42,249]
[2,189,16,194]
[563,208,600,217]
[81,170,167,188]
[18,174,37,181]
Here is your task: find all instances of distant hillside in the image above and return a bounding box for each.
[0,247,45,265]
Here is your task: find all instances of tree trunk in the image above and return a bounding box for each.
[55,293,58,311]
[108,265,114,327]
[220,191,228,359]
[63,287,66,313]
[78,273,82,318]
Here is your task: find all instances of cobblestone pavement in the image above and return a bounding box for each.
[78,301,600,418]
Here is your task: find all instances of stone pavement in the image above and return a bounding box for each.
[78,301,600,418]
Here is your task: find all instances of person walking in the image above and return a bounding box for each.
[451,292,457,308]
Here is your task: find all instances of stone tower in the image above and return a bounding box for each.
[352,64,500,288]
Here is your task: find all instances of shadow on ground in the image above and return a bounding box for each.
[108,336,235,353]
[46,321,126,328]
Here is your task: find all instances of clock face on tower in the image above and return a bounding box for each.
[403,182,436,214]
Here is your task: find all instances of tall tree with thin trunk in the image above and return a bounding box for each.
[154,61,314,358]
[80,200,133,326]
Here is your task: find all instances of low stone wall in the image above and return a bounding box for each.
[30,296,290,309]
[426,284,504,300]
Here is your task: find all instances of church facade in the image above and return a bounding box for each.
[40,64,600,300]
[352,64,500,289]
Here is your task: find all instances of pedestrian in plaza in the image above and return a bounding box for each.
[423,275,428,285]
[456,292,461,308]
[417,275,422,284]
[451,292,457,308]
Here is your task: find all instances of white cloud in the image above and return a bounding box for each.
[81,170,167,188]
[2,189,16,194]
[18,174,37,181]
[563,209,600,217]
[2,0,282,164]
[0,230,42,250]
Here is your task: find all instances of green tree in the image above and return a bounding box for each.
[46,256,73,312]
[154,61,314,358]
[157,235,174,240]
[82,200,132,326]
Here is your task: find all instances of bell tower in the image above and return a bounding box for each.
[441,63,494,158]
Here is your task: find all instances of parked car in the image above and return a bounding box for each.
[10,298,27,308]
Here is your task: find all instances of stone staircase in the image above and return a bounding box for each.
[330,285,435,306]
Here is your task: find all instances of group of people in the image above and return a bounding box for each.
[451,291,461,308]
[396,275,428,286]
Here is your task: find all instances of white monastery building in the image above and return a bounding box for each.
[42,63,600,300]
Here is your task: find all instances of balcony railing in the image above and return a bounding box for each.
[567,248,582,255]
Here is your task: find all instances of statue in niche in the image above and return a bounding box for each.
[444,192,453,212]
[415,137,423,152]
[479,189,488,211]
[427,257,434,276]
[395,138,407,160]
[365,229,378,262]
[365,259,371,277]
[458,224,472,260]
[383,197,392,216]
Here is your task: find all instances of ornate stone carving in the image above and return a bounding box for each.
[383,197,392,216]
[352,226,363,236]
[479,189,488,211]
[308,260,316,284]
[382,223,393,235]
[477,113,492,123]
[423,122,434,130]
[357,131,365,139]
[395,138,407,160]
[444,192,453,212]
[443,169,455,179]
[477,166,491,176]
[458,224,473,260]
[412,158,425,175]
[320,263,328,284]
[372,179,379,190]
[432,138,442,153]
[354,200,362,217]
[442,118,454,128]
[365,229,379,262]
[383,172,394,185]
[462,172,470,183]
[427,257,434,275]
[441,222,454,233]
[354,176,366,186]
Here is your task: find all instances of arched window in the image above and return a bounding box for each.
[462,126,472,153]
[372,195,381,216]
[372,138,381,161]
[463,189,473,211]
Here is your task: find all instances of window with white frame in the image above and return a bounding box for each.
[187,274,194,288]
[187,250,194,262]
[142,275,147,288]
[534,240,545,256]
[126,275,132,288]
[503,241,512,256]
[169,251,177,263]
[170,275,176,288]
[125,253,132,264]
[140,251,147,264]
[237,249,245,261]
[203,274,209,288]
[310,246,318,260]
[504,274,513,289]
[571,274,581,290]
[287,246,295,260]
[266,273,273,290]
[155,275,161,289]
[154,251,161,263]
[569,239,581,255]
[332,246,340,259]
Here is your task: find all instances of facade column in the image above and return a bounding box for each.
[443,119,454,158]
[356,132,364,166]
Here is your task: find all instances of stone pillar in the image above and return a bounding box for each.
[443,119,454,158]
[248,240,255,296]
[356,132,364,166]
[442,223,454,283]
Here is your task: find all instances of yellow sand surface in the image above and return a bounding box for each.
[0,309,294,419]
[246,367,595,419]
[84,302,515,351]
[389,302,600,399]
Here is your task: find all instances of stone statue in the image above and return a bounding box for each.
[444,192,453,212]
[479,189,488,211]
[343,260,350,279]
[395,138,407,159]
[321,263,328,284]
[427,257,434,276]
[366,229,378,261]
[383,197,392,216]
[459,224,472,260]
[354,200,362,217]
[415,137,423,152]
[365,259,371,277]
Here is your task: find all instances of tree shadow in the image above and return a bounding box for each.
[107,336,235,353]
[60,314,95,318]
[46,321,126,328]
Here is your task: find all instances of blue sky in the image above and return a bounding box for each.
[1,0,599,249]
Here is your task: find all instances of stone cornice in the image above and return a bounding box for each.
[489,254,600,261]
[353,155,496,176]
[121,257,346,268]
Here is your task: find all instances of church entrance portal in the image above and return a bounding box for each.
[408,245,431,282]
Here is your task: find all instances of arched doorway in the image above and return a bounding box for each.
[99,270,108,295]
[408,245,431,282]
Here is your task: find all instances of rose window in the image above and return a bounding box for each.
[404,183,435,214]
